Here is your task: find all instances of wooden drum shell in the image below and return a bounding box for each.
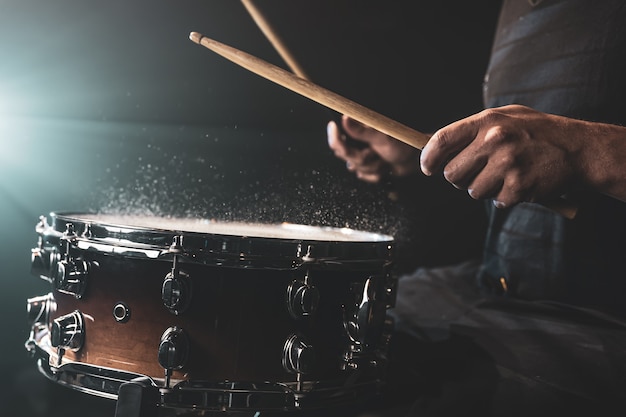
[50,252,385,383]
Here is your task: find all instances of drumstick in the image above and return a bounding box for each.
[188,32,577,219]
[240,0,310,80]
[240,0,370,152]
[189,31,430,149]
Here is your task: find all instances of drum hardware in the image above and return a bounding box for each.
[282,333,316,398]
[161,236,192,315]
[158,326,189,388]
[30,243,49,280]
[343,277,387,347]
[341,276,388,371]
[27,293,55,327]
[115,377,159,417]
[82,222,93,238]
[342,345,373,371]
[113,302,131,323]
[50,310,85,366]
[33,349,155,400]
[31,217,60,281]
[25,293,57,359]
[161,258,192,316]
[282,333,315,375]
[299,243,316,263]
[54,223,91,299]
[342,316,394,372]
[286,270,319,319]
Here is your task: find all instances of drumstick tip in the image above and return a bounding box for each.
[189,31,204,44]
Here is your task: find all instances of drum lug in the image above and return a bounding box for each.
[26,293,57,357]
[31,217,56,282]
[30,243,49,280]
[53,223,91,299]
[158,326,189,388]
[282,334,316,374]
[161,253,192,315]
[51,310,85,366]
[54,258,90,299]
[342,316,394,371]
[343,277,386,347]
[26,292,55,327]
[51,310,84,351]
[286,271,319,319]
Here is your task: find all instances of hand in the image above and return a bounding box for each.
[419,104,613,207]
[327,115,421,183]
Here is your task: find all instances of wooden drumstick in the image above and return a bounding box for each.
[240,0,370,150]
[240,0,310,80]
[188,32,577,219]
[189,31,430,149]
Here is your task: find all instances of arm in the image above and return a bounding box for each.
[420,105,626,207]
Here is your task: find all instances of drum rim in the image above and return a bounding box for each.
[28,329,385,411]
[40,212,393,268]
[49,211,394,243]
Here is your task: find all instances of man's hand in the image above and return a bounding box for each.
[419,104,619,207]
[327,115,421,183]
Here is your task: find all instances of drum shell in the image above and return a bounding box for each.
[51,249,390,383]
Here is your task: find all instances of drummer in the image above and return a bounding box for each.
[327,1,626,415]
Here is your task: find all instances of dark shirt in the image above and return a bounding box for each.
[479,0,626,317]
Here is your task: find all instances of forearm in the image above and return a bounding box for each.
[576,120,626,202]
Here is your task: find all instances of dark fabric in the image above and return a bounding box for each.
[483,0,626,123]
[479,0,626,318]
[384,263,626,417]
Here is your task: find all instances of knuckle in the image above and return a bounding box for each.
[502,178,527,205]
[433,129,452,150]
[483,125,509,145]
[500,152,516,167]
[478,108,501,124]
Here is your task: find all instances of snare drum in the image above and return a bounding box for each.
[26,212,395,413]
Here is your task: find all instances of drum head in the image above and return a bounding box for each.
[46,212,394,268]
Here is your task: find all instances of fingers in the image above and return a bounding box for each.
[326,120,388,183]
[327,120,367,160]
[443,152,488,190]
[327,120,347,158]
[441,140,534,207]
[420,117,480,176]
[342,116,370,140]
[419,112,519,206]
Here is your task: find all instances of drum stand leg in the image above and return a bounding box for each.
[114,377,159,417]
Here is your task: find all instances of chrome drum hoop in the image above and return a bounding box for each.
[37,212,394,270]
[27,329,387,412]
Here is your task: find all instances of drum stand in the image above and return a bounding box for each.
[114,378,159,417]
[114,378,264,417]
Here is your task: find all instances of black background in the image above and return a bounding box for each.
[0,1,499,415]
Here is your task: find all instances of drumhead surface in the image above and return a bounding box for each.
[54,213,394,243]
